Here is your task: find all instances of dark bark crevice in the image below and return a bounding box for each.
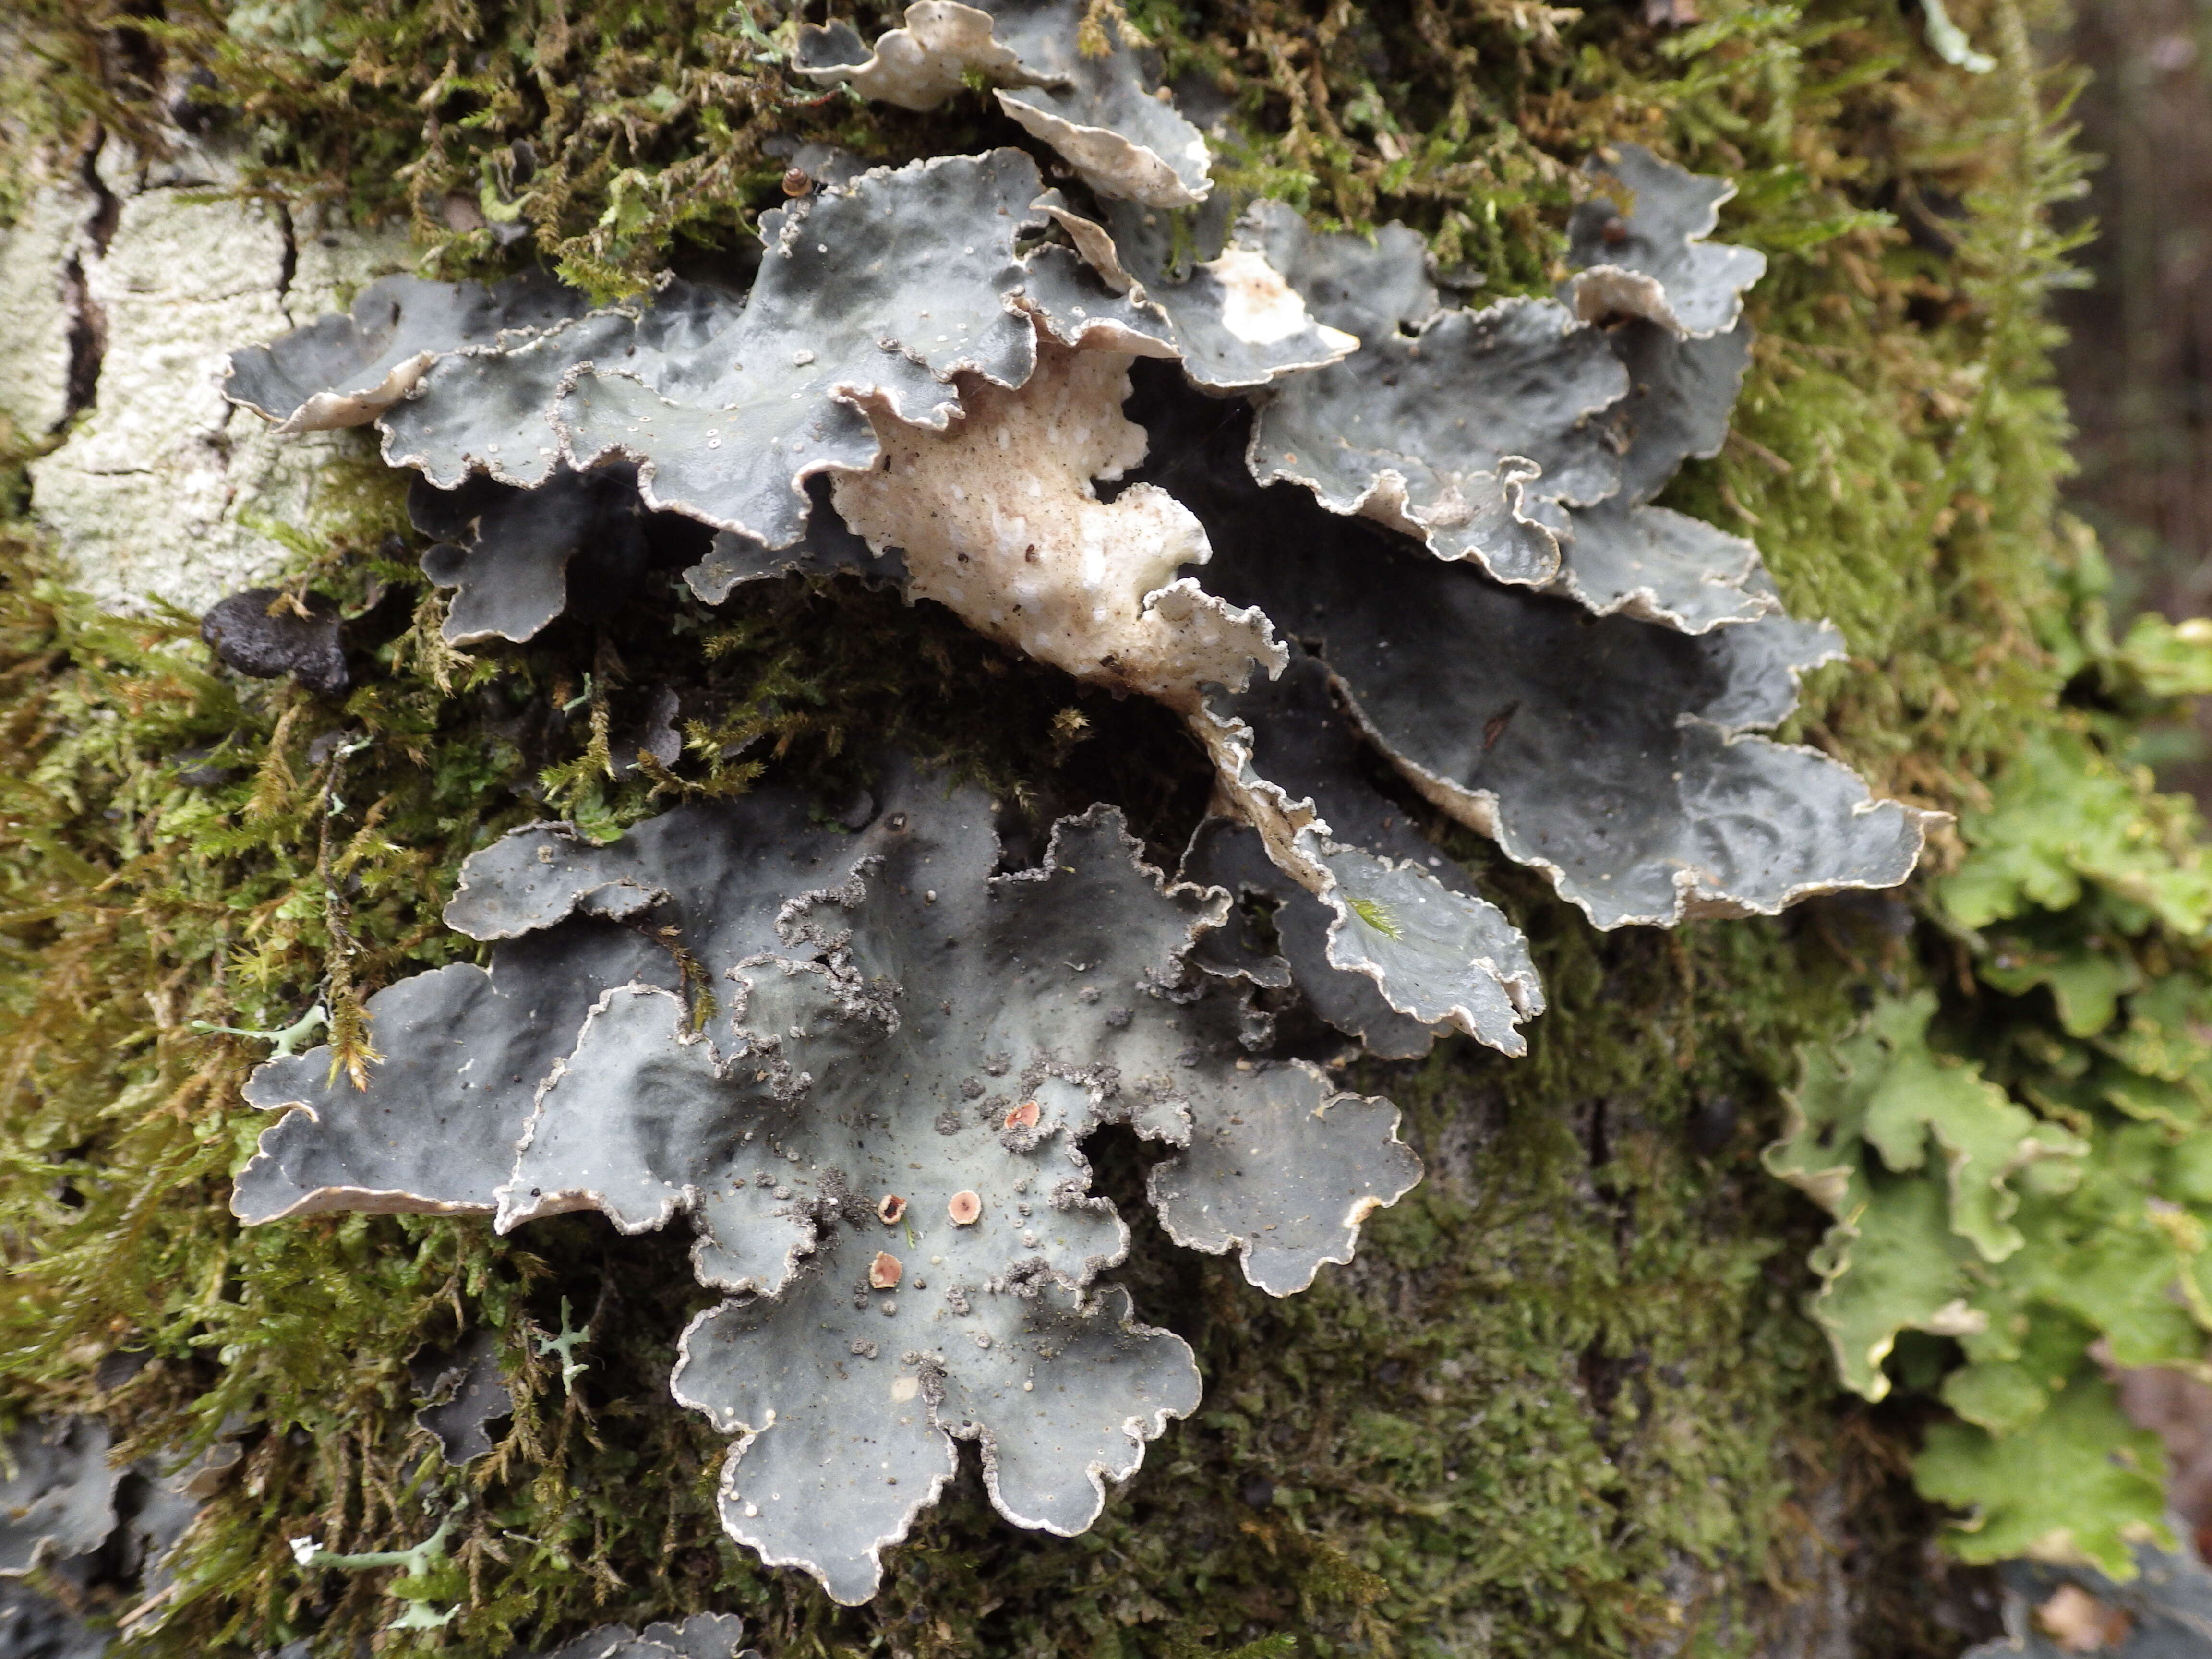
[57,133,120,430]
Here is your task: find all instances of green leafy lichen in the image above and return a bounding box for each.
[1765,457,2212,1583]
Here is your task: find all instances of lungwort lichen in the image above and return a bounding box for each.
[214,41,1933,1605]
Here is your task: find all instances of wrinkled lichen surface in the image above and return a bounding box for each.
[0,0,2136,1656]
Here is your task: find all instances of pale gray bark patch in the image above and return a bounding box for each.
[0,176,101,436]
[26,130,414,616]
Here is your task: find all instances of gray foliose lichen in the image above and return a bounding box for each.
[1965,1538,2212,1659]
[535,1611,756,1659]
[215,52,1932,1601]
[234,767,1419,1602]
[0,1416,231,1655]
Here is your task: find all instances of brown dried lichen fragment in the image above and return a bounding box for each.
[832,335,1283,711]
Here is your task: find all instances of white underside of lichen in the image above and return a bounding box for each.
[23,136,412,617]
[993,93,1208,210]
[1188,698,1328,891]
[1034,202,1136,292]
[1568,265,1680,333]
[278,351,437,435]
[831,336,1285,709]
[805,0,1022,110]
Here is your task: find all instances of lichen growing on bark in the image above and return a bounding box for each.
[0,0,2123,1655]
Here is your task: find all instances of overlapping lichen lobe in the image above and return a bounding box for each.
[830,332,1277,709]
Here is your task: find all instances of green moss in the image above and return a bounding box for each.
[0,0,2114,1654]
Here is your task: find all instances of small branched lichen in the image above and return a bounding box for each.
[533,1298,592,1396]
[186,1002,328,1057]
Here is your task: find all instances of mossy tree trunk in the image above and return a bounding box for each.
[0,3,2101,1656]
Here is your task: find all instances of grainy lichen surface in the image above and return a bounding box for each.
[0,0,2130,1655]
